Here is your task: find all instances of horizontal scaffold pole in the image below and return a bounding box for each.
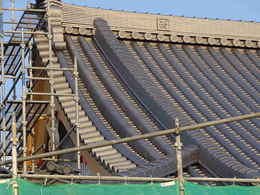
[26,66,74,71]
[26,92,76,97]
[19,174,260,183]
[0,112,259,165]
[1,21,39,25]
[0,8,45,12]
[4,31,47,35]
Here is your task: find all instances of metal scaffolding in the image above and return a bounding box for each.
[0,0,82,177]
[1,1,45,174]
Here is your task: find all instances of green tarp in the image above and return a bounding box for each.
[184,181,259,195]
[0,178,259,195]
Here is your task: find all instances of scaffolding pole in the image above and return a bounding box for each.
[4,31,47,35]
[0,28,7,166]
[175,118,184,195]
[1,112,258,165]
[11,112,19,195]
[10,0,15,31]
[26,92,76,96]
[10,1,17,104]
[0,8,45,12]
[26,66,74,71]
[28,41,33,101]
[74,56,81,171]
[21,27,27,173]
[47,1,56,158]
[19,174,260,183]
[28,40,35,173]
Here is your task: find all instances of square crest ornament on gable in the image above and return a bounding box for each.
[157,18,170,31]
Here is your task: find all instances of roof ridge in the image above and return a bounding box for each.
[58,2,260,49]
[63,2,259,24]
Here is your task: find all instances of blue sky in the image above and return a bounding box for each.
[64,0,260,22]
[2,0,260,22]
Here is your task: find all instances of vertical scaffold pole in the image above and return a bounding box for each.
[10,0,15,30]
[0,32,3,159]
[29,41,33,101]
[12,112,19,195]
[74,56,80,171]
[47,1,56,155]
[175,118,184,195]
[28,41,35,172]
[21,28,27,173]
[0,26,6,166]
[11,0,16,100]
[26,0,31,8]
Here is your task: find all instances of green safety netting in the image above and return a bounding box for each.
[0,178,259,195]
[184,181,259,195]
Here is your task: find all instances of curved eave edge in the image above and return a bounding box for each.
[59,2,260,49]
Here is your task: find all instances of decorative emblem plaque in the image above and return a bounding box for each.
[157,18,169,31]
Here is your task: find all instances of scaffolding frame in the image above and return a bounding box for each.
[0,1,259,195]
[1,1,46,174]
[0,0,80,175]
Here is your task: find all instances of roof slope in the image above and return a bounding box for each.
[92,18,260,178]
[36,1,260,179]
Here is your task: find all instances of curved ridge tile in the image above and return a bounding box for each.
[93,41,169,132]
[94,18,184,129]
[120,145,199,177]
[66,35,162,161]
[78,36,175,155]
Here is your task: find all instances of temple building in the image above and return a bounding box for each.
[1,0,259,184]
